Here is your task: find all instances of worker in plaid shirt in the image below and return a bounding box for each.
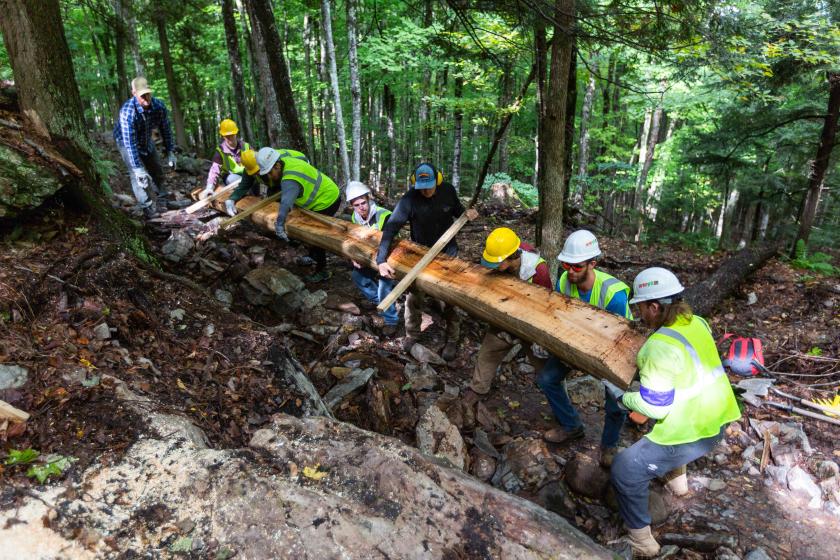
[113,76,178,218]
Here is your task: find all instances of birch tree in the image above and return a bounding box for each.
[321,0,350,186]
[346,0,362,181]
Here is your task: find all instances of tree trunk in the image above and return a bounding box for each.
[155,16,189,150]
[111,1,129,105]
[221,0,254,144]
[112,0,144,77]
[562,45,577,216]
[346,0,362,181]
[384,84,397,196]
[318,25,335,174]
[321,0,351,186]
[538,0,575,282]
[633,100,663,242]
[303,12,317,162]
[534,18,548,244]
[792,71,840,254]
[497,59,513,173]
[417,0,433,158]
[1,0,146,246]
[575,59,597,202]
[451,76,464,190]
[201,195,645,387]
[246,0,285,146]
[684,244,779,316]
[249,0,307,152]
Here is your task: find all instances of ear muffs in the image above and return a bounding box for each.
[409,163,444,187]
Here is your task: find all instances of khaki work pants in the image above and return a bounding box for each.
[470,326,545,394]
[404,288,461,342]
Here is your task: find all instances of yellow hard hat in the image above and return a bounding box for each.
[241,149,259,176]
[219,118,239,137]
[482,227,521,268]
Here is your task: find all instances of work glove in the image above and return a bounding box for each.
[224,199,237,217]
[131,167,151,189]
[199,186,215,200]
[275,223,290,242]
[530,343,550,360]
[167,153,177,170]
[601,379,629,410]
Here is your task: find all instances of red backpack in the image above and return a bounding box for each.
[719,333,765,376]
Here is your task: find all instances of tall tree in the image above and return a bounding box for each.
[320,0,350,185]
[793,71,840,253]
[113,0,144,76]
[155,13,189,149]
[303,12,317,161]
[346,0,362,181]
[221,0,254,144]
[1,0,146,245]
[249,0,307,151]
[383,83,397,194]
[539,0,575,281]
[451,76,464,190]
[575,58,597,204]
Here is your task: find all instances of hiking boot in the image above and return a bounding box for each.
[627,526,660,558]
[305,269,332,283]
[441,341,457,361]
[143,205,158,219]
[402,335,418,353]
[381,324,398,338]
[600,446,619,468]
[358,300,377,311]
[664,465,688,496]
[543,426,585,444]
[296,255,317,267]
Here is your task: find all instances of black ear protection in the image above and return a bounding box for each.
[409,163,443,188]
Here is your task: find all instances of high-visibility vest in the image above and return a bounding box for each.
[557,268,633,319]
[276,148,309,163]
[216,141,251,175]
[280,157,339,211]
[351,206,391,231]
[642,315,742,446]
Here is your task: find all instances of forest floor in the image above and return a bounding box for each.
[1,161,839,559]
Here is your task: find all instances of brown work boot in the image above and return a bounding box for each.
[600,446,619,468]
[543,426,585,444]
[664,465,688,496]
[401,335,418,353]
[441,341,457,361]
[627,526,660,557]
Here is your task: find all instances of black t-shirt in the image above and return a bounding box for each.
[376,181,465,264]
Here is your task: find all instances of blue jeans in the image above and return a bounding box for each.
[611,428,724,528]
[351,267,399,325]
[536,356,626,448]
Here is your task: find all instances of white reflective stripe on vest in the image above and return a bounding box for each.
[284,170,323,208]
[656,326,726,402]
[598,277,621,309]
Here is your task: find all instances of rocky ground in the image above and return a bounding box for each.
[1,156,839,559]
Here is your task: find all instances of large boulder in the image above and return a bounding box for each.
[0,143,64,217]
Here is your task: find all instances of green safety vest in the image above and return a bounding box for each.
[351,207,391,231]
[557,268,633,319]
[216,141,251,175]
[642,315,742,446]
[280,157,339,211]
[276,148,309,163]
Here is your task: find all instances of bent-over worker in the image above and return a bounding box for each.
[200,119,251,199]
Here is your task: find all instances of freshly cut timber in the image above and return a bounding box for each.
[200,194,646,387]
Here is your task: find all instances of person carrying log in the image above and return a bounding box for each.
[463,227,552,406]
[377,163,478,359]
[113,76,177,219]
[199,119,251,199]
[610,267,741,557]
[346,181,399,337]
[538,230,633,468]
[226,147,339,283]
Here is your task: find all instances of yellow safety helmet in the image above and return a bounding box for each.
[481,227,521,268]
[219,118,239,137]
[240,149,259,176]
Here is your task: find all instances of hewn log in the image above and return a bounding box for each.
[205,193,645,387]
[684,244,778,316]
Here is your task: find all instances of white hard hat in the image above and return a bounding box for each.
[256,147,280,175]
[345,181,370,202]
[629,267,685,304]
[557,229,601,263]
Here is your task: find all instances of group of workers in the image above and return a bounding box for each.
[114,76,741,558]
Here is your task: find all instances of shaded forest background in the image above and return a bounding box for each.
[1,0,838,261]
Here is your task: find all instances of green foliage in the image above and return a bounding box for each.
[790,240,839,276]
[5,448,40,466]
[650,230,719,254]
[482,172,538,207]
[26,455,75,484]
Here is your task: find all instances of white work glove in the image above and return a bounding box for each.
[225,199,237,217]
[167,153,177,170]
[531,343,550,360]
[199,186,215,200]
[131,167,151,188]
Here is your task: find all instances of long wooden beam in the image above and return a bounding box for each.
[200,193,645,387]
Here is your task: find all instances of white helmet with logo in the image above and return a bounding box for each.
[256,147,281,175]
[557,229,601,263]
[345,181,371,202]
[629,267,685,304]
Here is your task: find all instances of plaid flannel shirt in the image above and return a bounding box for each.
[113,96,175,169]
